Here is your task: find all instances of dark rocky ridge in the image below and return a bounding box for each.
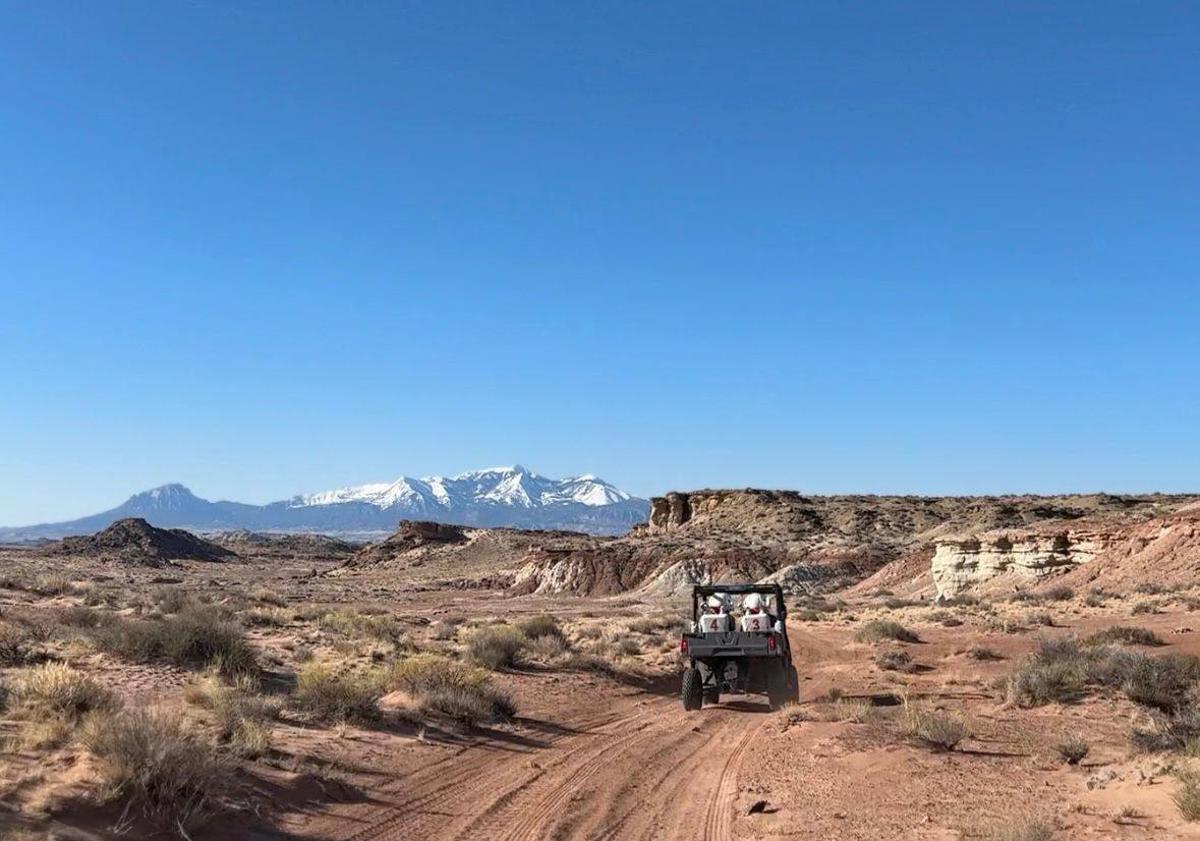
[41,518,237,566]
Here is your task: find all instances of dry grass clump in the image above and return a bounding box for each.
[823,697,873,723]
[429,619,462,641]
[1132,601,1161,615]
[387,654,515,724]
[151,587,197,614]
[81,707,225,833]
[516,615,564,641]
[979,817,1056,841]
[625,613,688,635]
[1175,768,1200,820]
[1084,590,1109,608]
[251,588,287,607]
[1130,706,1200,753]
[524,633,570,661]
[1054,736,1089,765]
[318,610,411,648]
[968,646,1004,661]
[1085,626,1165,647]
[1023,611,1055,628]
[92,607,256,677]
[854,620,920,644]
[14,662,119,722]
[898,697,969,751]
[184,675,278,757]
[290,662,381,722]
[1041,585,1074,602]
[466,624,526,669]
[875,649,917,672]
[32,575,75,597]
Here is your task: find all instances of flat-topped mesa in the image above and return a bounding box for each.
[931,530,1113,598]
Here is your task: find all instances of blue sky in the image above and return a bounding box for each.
[2,1,1198,524]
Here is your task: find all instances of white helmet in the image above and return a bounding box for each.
[743,593,764,612]
[706,595,725,611]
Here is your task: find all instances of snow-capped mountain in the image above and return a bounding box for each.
[291,466,632,512]
[0,467,649,541]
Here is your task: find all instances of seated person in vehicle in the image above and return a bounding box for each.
[697,594,732,633]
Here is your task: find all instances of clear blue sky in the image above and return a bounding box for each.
[2,1,1198,524]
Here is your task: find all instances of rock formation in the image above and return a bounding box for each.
[41,518,236,566]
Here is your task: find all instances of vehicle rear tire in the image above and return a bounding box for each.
[682,667,703,711]
[766,661,790,710]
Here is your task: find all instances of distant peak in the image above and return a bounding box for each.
[148,483,192,496]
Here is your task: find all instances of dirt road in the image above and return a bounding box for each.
[294,677,772,841]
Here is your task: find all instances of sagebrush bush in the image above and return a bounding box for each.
[184,676,278,757]
[1085,626,1165,648]
[387,654,515,724]
[82,708,225,832]
[525,633,569,661]
[968,646,1004,661]
[916,712,969,750]
[318,610,410,647]
[1007,638,1200,711]
[291,662,380,722]
[875,649,916,672]
[516,615,563,640]
[1055,736,1089,765]
[0,621,36,666]
[1042,585,1074,602]
[981,817,1056,841]
[854,620,920,644]
[466,625,526,669]
[1176,768,1200,821]
[92,607,256,677]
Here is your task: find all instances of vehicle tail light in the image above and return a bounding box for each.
[680,637,688,653]
[767,635,777,652]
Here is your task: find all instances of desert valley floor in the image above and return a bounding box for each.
[2,491,1200,840]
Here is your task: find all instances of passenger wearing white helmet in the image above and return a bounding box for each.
[697,594,732,633]
[739,591,777,633]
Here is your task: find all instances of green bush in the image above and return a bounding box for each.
[387,654,515,724]
[1085,626,1165,647]
[516,615,564,640]
[290,662,380,722]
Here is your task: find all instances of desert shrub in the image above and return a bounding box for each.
[574,624,605,640]
[1175,768,1200,821]
[1008,638,1200,711]
[92,608,256,677]
[184,676,278,757]
[928,611,963,627]
[915,712,969,750]
[14,662,119,722]
[525,633,569,661]
[1132,601,1160,615]
[1042,585,1074,602]
[55,604,108,629]
[517,615,564,641]
[1121,654,1200,712]
[290,662,381,722]
[968,646,1004,661]
[318,610,410,647]
[1131,706,1200,752]
[1055,736,1089,765]
[884,597,920,610]
[854,620,919,644]
[151,587,196,614]
[1008,591,1042,604]
[32,575,74,597]
[827,697,873,723]
[243,607,290,628]
[466,625,526,669]
[81,708,225,831]
[1085,626,1165,647]
[1136,582,1167,595]
[980,817,1056,841]
[0,621,38,666]
[939,594,980,607]
[1024,611,1055,628]
[386,654,515,724]
[251,588,287,607]
[625,613,687,635]
[429,619,461,641]
[875,649,916,672]
[795,609,822,622]
[1084,590,1108,608]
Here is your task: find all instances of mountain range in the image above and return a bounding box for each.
[0,466,650,541]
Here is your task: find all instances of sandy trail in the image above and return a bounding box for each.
[296,680,772,841]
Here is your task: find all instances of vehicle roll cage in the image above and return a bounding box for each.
[691,583,787,621]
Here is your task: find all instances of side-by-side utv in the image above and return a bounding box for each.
[679,583,799,711]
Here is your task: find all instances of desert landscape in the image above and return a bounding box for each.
[2,490,1200,840]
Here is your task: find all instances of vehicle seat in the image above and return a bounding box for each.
[740,612,772,633]
[698,613,731,633]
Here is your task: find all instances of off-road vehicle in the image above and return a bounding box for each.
[679,583,799,711]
